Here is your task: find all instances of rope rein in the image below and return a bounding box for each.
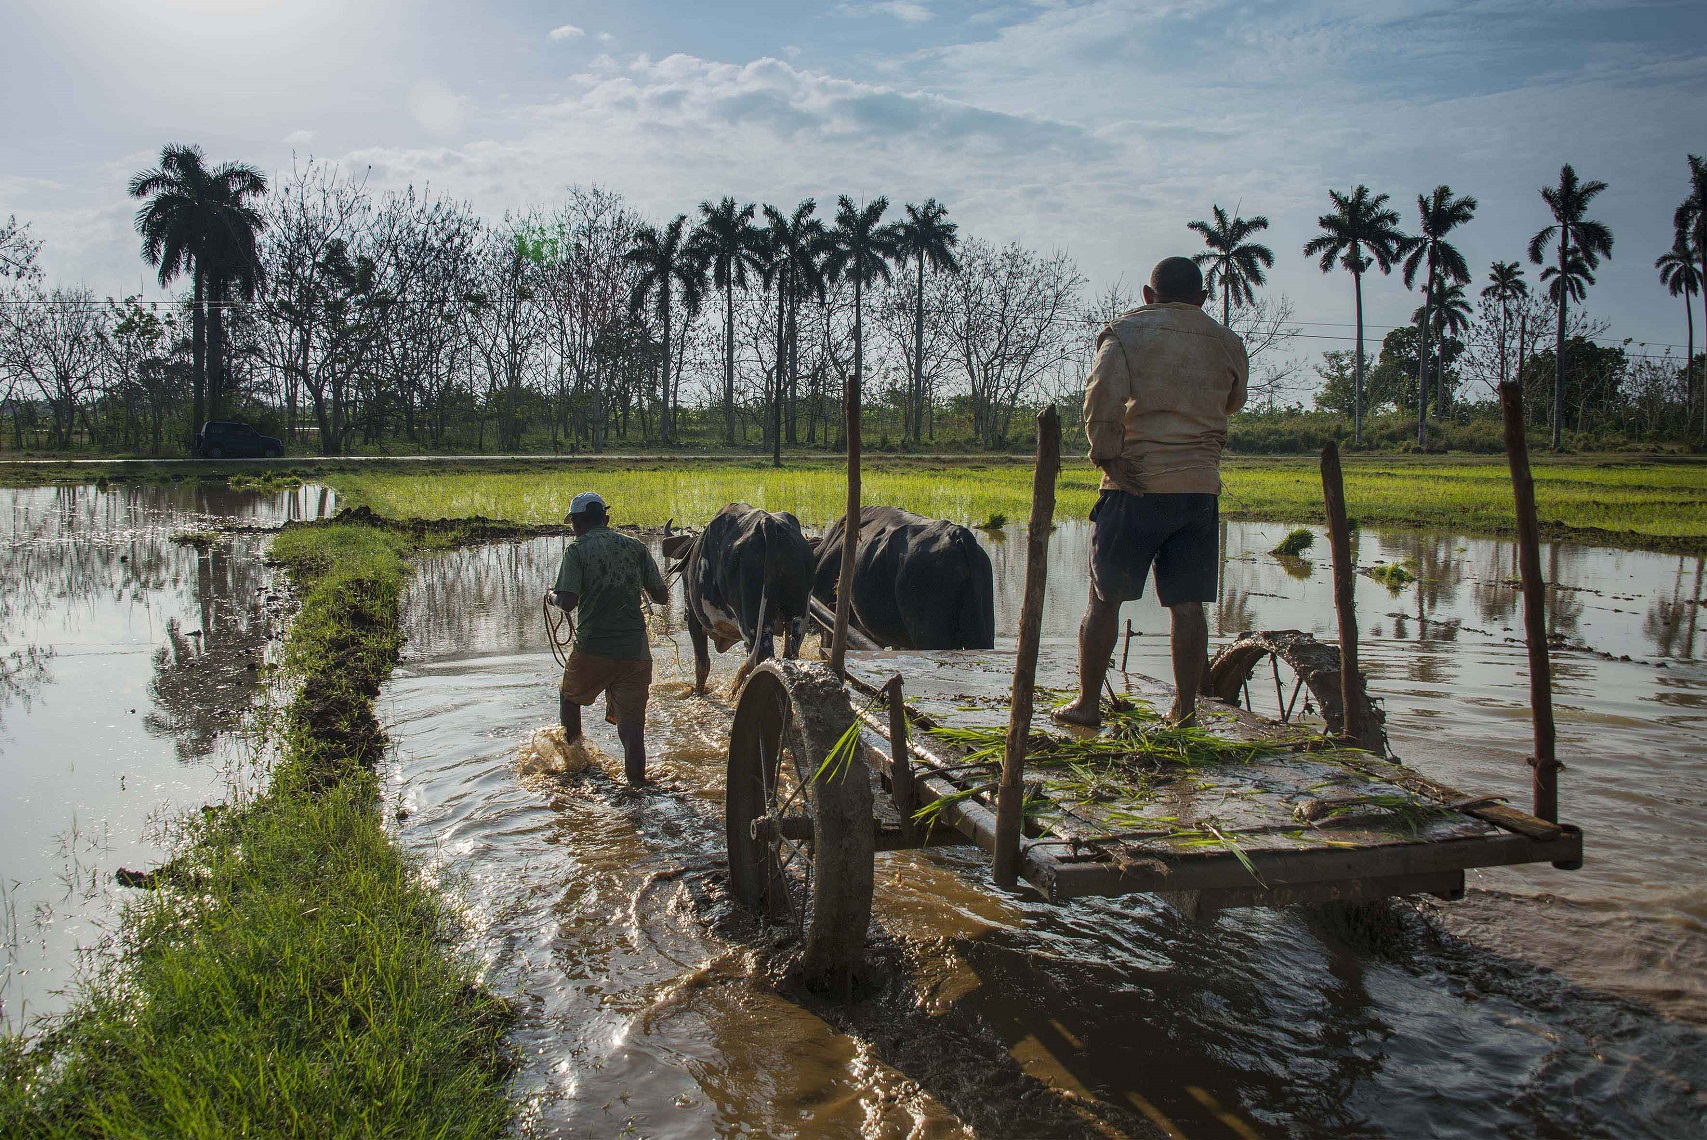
[542,554,689,673]
[544,595,575,669]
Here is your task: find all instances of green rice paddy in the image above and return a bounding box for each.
[325,456,1707,554]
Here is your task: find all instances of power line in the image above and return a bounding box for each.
[0,293,1696,357]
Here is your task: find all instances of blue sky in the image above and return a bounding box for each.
[3,0,1704,371]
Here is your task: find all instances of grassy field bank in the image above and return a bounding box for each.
[326,455,1707,555]
[1,524,514,1137]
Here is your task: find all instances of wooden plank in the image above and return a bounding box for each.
[1031,826,1582,902]
[1335,753,1564,841]
[1160,870,1465,919]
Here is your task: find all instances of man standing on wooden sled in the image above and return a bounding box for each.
[1055,256,1248,729]
[547,491,669,786]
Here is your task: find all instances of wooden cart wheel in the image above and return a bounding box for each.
[726,660,875,991]
[1208,629,1387,755]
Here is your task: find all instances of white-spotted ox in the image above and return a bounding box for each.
[813,506,995,651]
[676,504,815,694]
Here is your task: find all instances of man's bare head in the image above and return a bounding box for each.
[1143,257,1209,308]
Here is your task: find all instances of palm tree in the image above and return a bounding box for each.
[624,215,703,445]
[1401,185,1477,443]
[1412,279,1471,413]
[1674,155,1707,443]
[1188,205,1274,326]
[1656,234,1701,435]
[822,196,899,675]
[1482,261,1528,392]
[759,200,828,465]
[689,198,763,446]
[129,144,267,433]
[892,199,960,443]
[1302,186,1407,445]
[1529,164,1613,449]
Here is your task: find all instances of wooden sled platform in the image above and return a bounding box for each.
[836,646,1582,918]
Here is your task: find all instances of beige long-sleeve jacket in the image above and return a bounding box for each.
[1083,302,1249,495]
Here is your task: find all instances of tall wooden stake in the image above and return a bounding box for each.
[1500,381,1560,822]
[994,406,1060,890]
[829,288,862,679]
[1320,442,1364,747]
[886,675,916,847]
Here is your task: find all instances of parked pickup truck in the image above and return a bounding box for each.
[194,421,285,459]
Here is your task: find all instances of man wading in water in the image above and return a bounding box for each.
[548,491,669,785]
[1055,257,1248,729]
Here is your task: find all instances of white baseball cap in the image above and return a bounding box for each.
[569,491,607,516]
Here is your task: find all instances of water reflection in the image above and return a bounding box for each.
[391,519,1706,1137]
[0,483,332,1029]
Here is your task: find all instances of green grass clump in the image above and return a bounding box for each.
[1,522,514,1137]
[229,471,305,492]
[170,528,224,550]
[1365,562,1417,592]
[1271,527,1315,558]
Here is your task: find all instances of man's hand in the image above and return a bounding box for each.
[1098,456,1135,491]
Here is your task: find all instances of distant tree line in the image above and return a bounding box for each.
[1,145,1703,456]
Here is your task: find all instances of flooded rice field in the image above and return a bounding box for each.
[0,482,334,1028]
[387,519,1706,1138]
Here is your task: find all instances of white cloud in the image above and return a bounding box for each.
[840,0,932,22]
[406,80,466,137]
[597,31,616,43]
[283,129,317,150]
[548,24,585,41]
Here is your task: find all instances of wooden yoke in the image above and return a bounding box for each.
[1499,382,1561,823]
[994,406,1061,890]
[1319,442,1364,747]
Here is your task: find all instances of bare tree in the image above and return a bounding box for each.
[945,238,1084,447]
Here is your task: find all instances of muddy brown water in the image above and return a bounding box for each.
[0,482,336,1029]
[388,521,1706,1138]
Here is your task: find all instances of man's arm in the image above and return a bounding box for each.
[641,549,669,606]
[550,546,582,611]
[1084,329,1134,483]
[1225,335,1250,415]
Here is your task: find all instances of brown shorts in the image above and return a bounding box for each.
[560,649,652,725]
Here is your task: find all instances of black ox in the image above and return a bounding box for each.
[670,504,815,694]
[813,506,995,651]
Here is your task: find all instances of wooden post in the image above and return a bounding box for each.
[829,314,862,679]
[1320,442,1364,747]
[886,674,916,846]
[994,406,1060,890]
[1499,381,1560,822]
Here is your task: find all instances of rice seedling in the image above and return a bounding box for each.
[1365,562,1416,591]
[317,454,1707,553]
[1271,527,1315,557]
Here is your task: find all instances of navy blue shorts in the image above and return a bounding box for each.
[1089,490,1219,606]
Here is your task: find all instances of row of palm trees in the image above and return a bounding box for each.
[128,139,1703,452]
[1203,159,1707,448]
[623,194,961,460]
[1197,167,1610,449]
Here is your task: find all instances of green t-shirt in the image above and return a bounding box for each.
[553,526,666,661]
